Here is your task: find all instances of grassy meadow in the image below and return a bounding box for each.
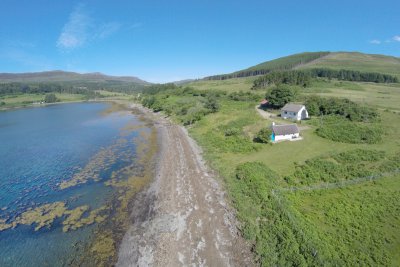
[141,76,400,265]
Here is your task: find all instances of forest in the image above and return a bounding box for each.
[206,52,330,80]
[252,68,398,89]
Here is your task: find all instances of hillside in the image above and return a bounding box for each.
[298,52,400,78]
[206,51,400,80]
[0,70,149,84]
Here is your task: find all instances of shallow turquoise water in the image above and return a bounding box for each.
[0,102,142,266]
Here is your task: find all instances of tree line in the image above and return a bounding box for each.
[206,52,330,80]
[252,68,398,89]
[0,81,145,96]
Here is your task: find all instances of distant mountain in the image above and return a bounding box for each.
[205,52,400,80]
[0,70,149,84]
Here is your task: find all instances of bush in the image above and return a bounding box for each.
[232,162,336,266]
[204,95,220,113]
[224,127,241,136]
[316,115,382,144]
[254,128,272,143]
[266,85,298,108]
[285,149,393,186]
[333,149,385,163]
[304,96,379,122]
[228,91,261,101]
[44,93,58,103]
[181,106,209,125]
[141,96,163,112]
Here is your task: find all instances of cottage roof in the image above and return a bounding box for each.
[272,124,299,135]
[281,103,304,113]
[260,99,269,105]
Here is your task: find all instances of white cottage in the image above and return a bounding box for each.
[281,103,309,121]
[271,123,300,142]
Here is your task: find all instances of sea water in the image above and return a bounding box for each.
[0,102,143,266]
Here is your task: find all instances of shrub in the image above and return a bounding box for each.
[181,106,209,125]
[304,96,379,122]
[316,116,382,144]
[233,162,336,266]
[333,149,385,163]
[266,85,298,108]
[204,95,220,113]
[254,128,272,143]
[44,93,58,103]
[224,127,241,136]
[285,149,393,186]
[228,91,261,101]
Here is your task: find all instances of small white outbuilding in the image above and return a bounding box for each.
[271,123,300,142]
[281,103,309,121]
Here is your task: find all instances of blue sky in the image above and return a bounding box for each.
[0,0,399,83]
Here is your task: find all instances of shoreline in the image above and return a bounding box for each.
[116,104,254,266]
[0,97,129,112]
[76,101,160,266]
[0,99,89,112]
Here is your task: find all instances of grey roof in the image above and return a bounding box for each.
[281,103,305,113]
[272,124,299,135]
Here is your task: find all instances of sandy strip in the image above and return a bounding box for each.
[116,104,254,267]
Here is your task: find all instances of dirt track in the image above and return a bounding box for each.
[116,107,253,266]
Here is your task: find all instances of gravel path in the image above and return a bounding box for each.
[255,105,275,119]
[116,106,253,267]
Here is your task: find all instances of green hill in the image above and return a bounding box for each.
[298,52,400,78]
[206,51,400,80]
[0,70,149,84]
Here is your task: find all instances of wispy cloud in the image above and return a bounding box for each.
[57,4,91,50]
[96,22,122,39]
[393,35,400,42]
[369,39,381,45]
[57,3,122,51]
[129,22,143,30]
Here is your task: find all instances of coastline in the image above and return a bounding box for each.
[0,99,89,112]
[75,101,160,266]
[0,100,254,265]
[0,97,128,112]
[116,104,254,266]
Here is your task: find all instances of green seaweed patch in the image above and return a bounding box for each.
[14,202,67,231]
[0,202,109,233]
[89,230,116,267]
[0,219,12,231]
[89,124,158,264]
[62,205,90,232]
[101,102,130,116]
[63,206,108,232]
[59,141,122,189]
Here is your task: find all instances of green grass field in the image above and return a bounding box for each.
[304,80,400,112]
[0,93,86,108]
[186,76,257,92]
[0,91,133,109]
[147,76,400,265]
